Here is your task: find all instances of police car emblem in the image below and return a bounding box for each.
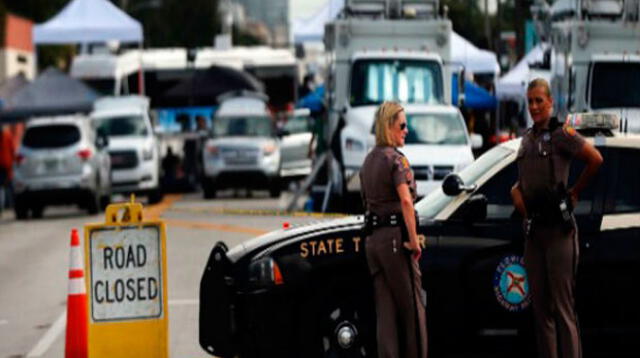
[493,255,531,312]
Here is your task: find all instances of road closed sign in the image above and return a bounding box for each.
[89,226,162,321]
[85,198,168,358]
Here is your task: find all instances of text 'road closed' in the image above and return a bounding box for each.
[89,226,163,321]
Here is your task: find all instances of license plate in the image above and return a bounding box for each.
[44,159,58,171]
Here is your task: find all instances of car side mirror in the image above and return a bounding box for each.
[463,194,488,222]
[442,173,477,196]
[96,129,109,149]
[470,133,483,149]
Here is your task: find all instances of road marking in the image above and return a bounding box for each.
[169,299,199,306]
[26,311,66,357]
[169,206,347,218]
[163,218,267,236]
[143,194,183,220]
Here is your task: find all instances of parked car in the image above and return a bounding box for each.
[199,114,639,357]
[201,92,312,198]
[91,95,162,204]
[13,115,111,219]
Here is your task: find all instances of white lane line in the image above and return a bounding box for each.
[23,300,199,357]
[169,299,199,306]
[27,311,66,357]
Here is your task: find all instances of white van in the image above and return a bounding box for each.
[353,104,481,197]
[91,96,163,203]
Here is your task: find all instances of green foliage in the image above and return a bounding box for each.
[443,0,516,50]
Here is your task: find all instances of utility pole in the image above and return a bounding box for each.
[484,0,491,50]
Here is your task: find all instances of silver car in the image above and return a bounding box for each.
[201,94,312,198]
[12,115,112,219]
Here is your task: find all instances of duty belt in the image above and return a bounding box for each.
[365,212,403,229]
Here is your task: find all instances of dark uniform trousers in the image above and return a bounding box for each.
[366,226,427,358]
[524,219,581,358]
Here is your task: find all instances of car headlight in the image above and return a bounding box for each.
[263,142,277,156]
[206,144,219,156]
[345,137,365,151]
[142,148,153,161]
[248,257,284,287]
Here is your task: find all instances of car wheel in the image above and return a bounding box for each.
[86,191,100,215]
[269,179,281,198]
[31,205,44,219]
[148,189,163,204]
[14,199,29,220]
[100,194,111,210]
[307,281,376,358]
[203,180,216,199]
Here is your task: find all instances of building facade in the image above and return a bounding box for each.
[1,13,35,82]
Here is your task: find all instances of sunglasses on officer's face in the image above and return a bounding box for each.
[399,122,407,130]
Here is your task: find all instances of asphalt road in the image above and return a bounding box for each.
[0,189,338,358]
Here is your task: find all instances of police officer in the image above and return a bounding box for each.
[511,79,603,358]
[360,101,427,358]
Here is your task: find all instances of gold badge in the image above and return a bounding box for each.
[563,125,577,137]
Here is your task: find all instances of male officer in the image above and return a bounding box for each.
[511,78,602,358]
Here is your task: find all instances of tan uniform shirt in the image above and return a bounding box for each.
[517,120,585,211]
[360,145,417,216]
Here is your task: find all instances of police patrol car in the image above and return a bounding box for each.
[199,113,639,357]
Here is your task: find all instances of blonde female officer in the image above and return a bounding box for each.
[359,101,427,358]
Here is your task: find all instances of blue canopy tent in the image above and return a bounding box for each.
[452,75,497,110]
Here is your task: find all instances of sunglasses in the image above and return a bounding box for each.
[399,122,407,130]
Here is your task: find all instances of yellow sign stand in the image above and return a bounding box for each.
[84,195,168,358]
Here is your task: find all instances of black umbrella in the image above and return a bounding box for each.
[0,67,99,123]
[161,65,264,107]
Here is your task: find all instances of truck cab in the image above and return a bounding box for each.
[535,0,640,132]
[323,0,453,207]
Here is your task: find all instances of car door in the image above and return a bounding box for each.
[423,156,601,355]
[279,114,312,177]
[594,146,640,352]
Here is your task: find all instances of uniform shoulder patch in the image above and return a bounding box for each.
[400,156,410,169]
[563,125,577,137]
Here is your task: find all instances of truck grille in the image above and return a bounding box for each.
[110,150,138,169]
[222,147,259,166]
[411,165,454,180]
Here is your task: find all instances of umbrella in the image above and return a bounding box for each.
[162,65,264,107]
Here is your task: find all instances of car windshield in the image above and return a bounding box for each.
[405,112,468,145]
[96,116,148,137]
[350,59,443,106]
[591,62,640,109]
[415,145,513,218]
[22,125,81,148]
[213,116,273,137]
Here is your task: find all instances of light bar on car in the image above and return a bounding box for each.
[565,112,620,131]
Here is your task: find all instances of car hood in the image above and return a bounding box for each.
[207,136,276,149]
[227,216,363,262]
[400,144,474,167]
[345,106,378,132]
[108,136,152,151]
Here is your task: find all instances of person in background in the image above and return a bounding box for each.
[0,124,15,216]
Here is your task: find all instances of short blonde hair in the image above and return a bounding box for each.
[527,78,551,97]
[374,101,404,146]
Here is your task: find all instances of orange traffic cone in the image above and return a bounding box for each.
[65,228,88,358]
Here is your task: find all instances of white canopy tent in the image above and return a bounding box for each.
[292,0,500,77]
[495,43,551,100]
[451,32,500,76]
[33,0,143,45]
